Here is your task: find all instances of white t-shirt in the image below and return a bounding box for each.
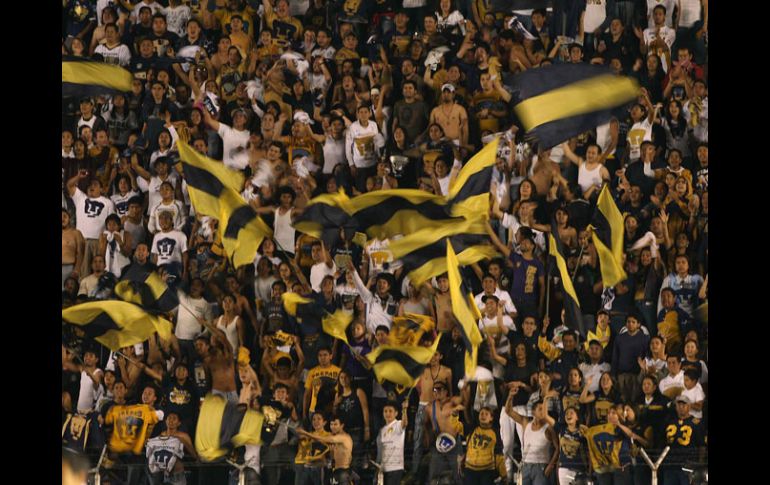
[642,26,677,71]
[137,174,180,215]
[646,0,677,28]
[175,290,213,340]
[94,43,132,67]
[474,289,517,316]
[161,5,192,36]
[323,136,346,175]
[579,362,612,393]
[147,200,187,233]
[151,230,188,265]
[146,436,185,474]
[77,368,104,413]
[678,0,703,28]
[627,118,653,161]
[680,383,706,419]
[379,419,405,472]
[218,123,251,170]
[583,0,608,33]
[111,190,139,217]
[72,188,116,239]
[129,1,163,23]
[659,370,685,395]
[310,261,337,292]
[478,314,516,336]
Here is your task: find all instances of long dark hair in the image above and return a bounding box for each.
[665,99,687,138]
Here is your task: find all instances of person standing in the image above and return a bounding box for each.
[346,103,385,193]
[298,416,354,485]
[504,393,560,485]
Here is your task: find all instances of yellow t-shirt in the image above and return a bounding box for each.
[465,425,500,471]
[264,9,303,46]
[295,430,330,464]
[305,364,341,412]
[105,404,161,455]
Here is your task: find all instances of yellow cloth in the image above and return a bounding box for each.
[105,404,160,455]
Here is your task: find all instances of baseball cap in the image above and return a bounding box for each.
[441,83,455,92]
[675,395,691,404]
[80,97,94,105]
[481,294,500,304]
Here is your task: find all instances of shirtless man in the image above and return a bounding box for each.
[412,349,452,474]
[298,415,354,485]
[432,274,453,333]
[197,317,237,403]
[424,381,465,483]
[62,209,85,287]
[260,336,304,403]
[429,84,469,148]
[523,148,563,197]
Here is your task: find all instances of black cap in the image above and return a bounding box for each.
[80,97,94,105]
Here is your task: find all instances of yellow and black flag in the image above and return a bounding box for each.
[548,220,583,331]
[447,240,484,379]
[178,140,273,268]
[389,314,435,347]
[511,64,638,148]
[62,300,173,351]
[62,58,134,97]
[445,137,499,217]
[114,266,179,313]
[590,186,627,288]
[195,394,265,462]
[367,336,442,388]
[282,293,352,344]
[399,232,498,287]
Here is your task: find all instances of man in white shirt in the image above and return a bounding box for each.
[680,369,706,419]
[67,170,116,276]
[349,260,397,335]
[346,103,385,193]
[640,5,676,72]
[478,296,516,380]
[176,278,213,365]
[151,212,189,283]
[579,340,612,394]
[309,241,337,292]
[646,0,677,28]
[377,400,409,483]
[474,274,517,318]
[659,354,685,398]
[203,107,251,170]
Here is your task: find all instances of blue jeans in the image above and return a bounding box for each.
[412,402,427,473]
[661,468,690,485]
[521,462,549,485]
[636,300,658,335]
[294,464,322,485]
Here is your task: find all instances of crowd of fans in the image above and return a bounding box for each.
[62,1,708,484]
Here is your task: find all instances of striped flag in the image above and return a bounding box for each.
[511,64,638,148]
[61,300,173,351]
[446,240,484,379]
[548,221,583,331]
[114,266,179,313]
[62,58,133,97]
[590,186,627,288]
[367,336,442,388]
[195,394,266,462]
[178,139,273,268]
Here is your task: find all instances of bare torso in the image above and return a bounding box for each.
[206,349,236,393]
[331,433,353,470]
[419,365,451,402]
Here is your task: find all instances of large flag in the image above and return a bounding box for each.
[367,336,442,387]
[195,394,265,462]
[511,64,638,148]
[114,265,179,313]
[590,186,627,288]
[399,233,498,286]
[178,140,273,268]
[446,240,484,379]
[389,314,435,347]
[62,58,134,97]
[62,301,173,351]
[548,222,583,332]
[292,137,499,252]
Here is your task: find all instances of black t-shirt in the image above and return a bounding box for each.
[162,377,199,426]
[504,361,538,406]
[662,415,705,467]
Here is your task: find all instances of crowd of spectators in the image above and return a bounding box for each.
[62,1,708,484]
